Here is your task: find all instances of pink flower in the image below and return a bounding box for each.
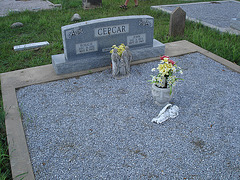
[168,59,176,65]
[160,55,169,60]
[160,55,176,65]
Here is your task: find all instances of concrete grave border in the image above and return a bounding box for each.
[1,40,240,179]
[151,0,240,35]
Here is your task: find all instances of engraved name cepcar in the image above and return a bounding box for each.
[94,24,129,37]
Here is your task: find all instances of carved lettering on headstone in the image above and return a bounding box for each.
[169,7,186,37]
[94,24,129,37]
[127,34,146,46]
[76,41,98,54]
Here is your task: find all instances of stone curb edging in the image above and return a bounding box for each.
[1,40,239,180]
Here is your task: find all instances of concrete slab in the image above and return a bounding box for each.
[1,40,239,179]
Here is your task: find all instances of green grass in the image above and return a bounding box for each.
[0,99,11,180]
[0,0,239,179]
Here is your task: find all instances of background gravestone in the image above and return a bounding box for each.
[82,0,102,9]
[169,7,186,37]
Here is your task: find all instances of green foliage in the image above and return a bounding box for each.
[0,0,239,178]
[183,21,240,64]
[0,98,11,180]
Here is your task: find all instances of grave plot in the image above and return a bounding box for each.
[151,0,240,35]
[16,52,240,179]
[2,38,240,179]
[0,0,55,17]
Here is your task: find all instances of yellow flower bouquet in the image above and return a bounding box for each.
[150,56,183,95]
[110,43,126,57]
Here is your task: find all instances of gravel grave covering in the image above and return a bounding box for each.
[156,1,240,28]
[0,0,54,17]
[17,53,240,179]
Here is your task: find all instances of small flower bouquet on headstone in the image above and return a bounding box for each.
[110,44,126,57]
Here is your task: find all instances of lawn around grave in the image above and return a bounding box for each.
[0,0,240,179]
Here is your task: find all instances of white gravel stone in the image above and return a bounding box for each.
[71,13,81,21]
[10,22,23,28]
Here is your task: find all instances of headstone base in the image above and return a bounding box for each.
[230,18,240,31]
[52,39,165,75]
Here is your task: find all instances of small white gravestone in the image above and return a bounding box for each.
[14,41,49,51]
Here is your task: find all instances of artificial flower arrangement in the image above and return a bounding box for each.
[110,43,126,56]
[150,56,183,95]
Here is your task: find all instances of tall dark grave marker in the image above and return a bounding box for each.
[169,7,186,37]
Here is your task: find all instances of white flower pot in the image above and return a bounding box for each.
[151,84,173,106]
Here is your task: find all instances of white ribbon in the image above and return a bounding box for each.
[152,103,179,124]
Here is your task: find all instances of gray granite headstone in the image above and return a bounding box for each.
[230,12,240,31]
[52,15,165,75]
[169,7,186,37]
[82,0,102,9]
